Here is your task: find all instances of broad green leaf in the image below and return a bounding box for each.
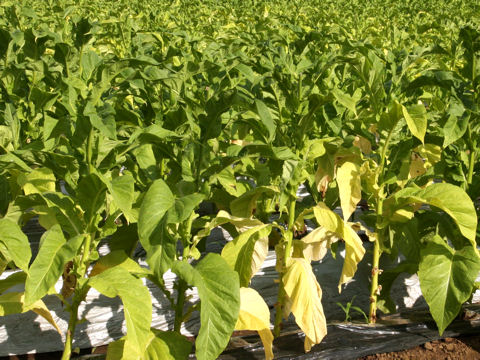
[419,236,480,335]
[107,330,192,360]
[167,193,205,224]
[221,224,271,286]
[25,226,83,306]
[173,254,240,360]
[442,102,468,147]
[235,287,273,360]
[313,203,365,290]
[18,168,56,195]
[0,219,31,272]
[77,173,107,226]
[402,104,427,143]
[89,266,152,359]
[283,258,327,352]
[388,183,477,246]
[337,161,361,221]
[138,179,176,276]
[0,292,61,333]
[111,175,135,219]
[255,100,276,142]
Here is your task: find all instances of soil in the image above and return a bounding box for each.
[359,335,480,360]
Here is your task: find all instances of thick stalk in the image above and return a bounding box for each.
[368,225,382,323]
[174,279,188,333]
[61,234,93,359]
[174,213,195,333]
[61,300,79,360]
[273,197,296,337]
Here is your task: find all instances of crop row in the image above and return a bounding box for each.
[0,1,479,359]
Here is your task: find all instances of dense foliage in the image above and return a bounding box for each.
[0,0,479,359]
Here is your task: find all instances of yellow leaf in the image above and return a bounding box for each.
[353,135,372,154]
[25,298,62,334]
[337,161,361,221]
[408,153,426,179]
[413,144,442,167]
[283,258,327,352]
[235,288,273,360]
[300,227,339,262]
[313,203,365,291]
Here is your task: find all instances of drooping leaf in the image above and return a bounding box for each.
[221,224,271,286]
[230,186,278,218]
[0,271,27,293]
[0,219,31,272]
[0,292,61,333]
[283,258,327,352]
[255,100,276,142]
[89,266,152,359]
[300,227,339,262]
[386,183,477,246]
[313,203,365,290]
[336,161,361,221]
[419,236,480,335]
[173,254,240,360]
[235,287,274,360]
[25,226,83,306]
[110,174,135,222]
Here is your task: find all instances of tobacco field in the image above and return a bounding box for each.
[0,0,479,358]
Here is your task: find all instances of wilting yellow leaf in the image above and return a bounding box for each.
[314,156,334,197]
[353,135,372,154]
[26,298,62,334]
[235,287,274,360]
[337,161,362,221]
[221,224,271,286]
[283,258,327,352]
[313,203,365,291]
[300,227,339,262]
[409,153,426,179]
[413,144,442,167]
[0,292,61,334]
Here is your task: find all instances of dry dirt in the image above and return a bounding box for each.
[359,335,480,360]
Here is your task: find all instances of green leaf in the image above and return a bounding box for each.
[387,183,477,246]
[402,104,427,143]
[419,236,480,335]
[0,219,31,272]
[138,179,176,276]
[173,254,240,360]
[111,174,135,222]
[25,227,83,306]
[255,100,276,142]
[167,193,205,224]
[89,266,152,359]
[77,173,107,226]
[18,167,56,195]
[107,329,192,360]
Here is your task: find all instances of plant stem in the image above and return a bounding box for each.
[468,148,476,187]
[86,129,94,175]
[273,196,296,337]
[174,278,187,333]
[368,232,382,323]
[61,300,79,360]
